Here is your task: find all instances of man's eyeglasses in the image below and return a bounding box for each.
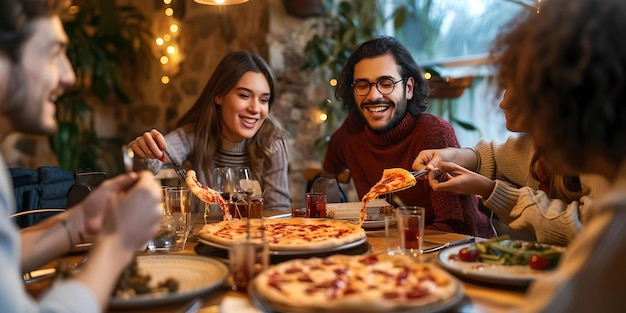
[351,78,403,96]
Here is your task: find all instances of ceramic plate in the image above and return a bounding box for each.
[199,236,367,256]
[436,243,562,286]
[109,254,227,308]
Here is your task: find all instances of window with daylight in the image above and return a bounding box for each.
[382,0,537,146]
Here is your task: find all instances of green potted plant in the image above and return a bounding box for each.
[51,0,154,173]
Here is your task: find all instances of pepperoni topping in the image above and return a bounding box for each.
[268,279,282,291]
[383,291,401,299]
[298,274,314,283]
[359,255,379,265]
[406,288,430,299]
[285,268,302,274]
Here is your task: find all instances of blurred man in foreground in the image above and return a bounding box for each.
[0,0,162,311]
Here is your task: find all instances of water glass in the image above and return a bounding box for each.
[166,187,192,250]
[147,186,175,252]
[229,239,269,292]
[290,198,307,218]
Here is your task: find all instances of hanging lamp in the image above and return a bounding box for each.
[194,0,249,5]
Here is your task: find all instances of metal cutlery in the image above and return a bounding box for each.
[23,256,89,284]
[422,236,476,254]
[163,150,187,182]
[177,297,204,313]
[409,169,430,179]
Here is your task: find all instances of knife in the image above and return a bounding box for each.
[422,236,476,254]
[23,268,56,284]
[177,297,203,313]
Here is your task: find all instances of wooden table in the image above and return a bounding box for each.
[26,216,527,312]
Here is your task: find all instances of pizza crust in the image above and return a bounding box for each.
[253,254,460,312]
[185,170,231,220]
[200,218,366,251]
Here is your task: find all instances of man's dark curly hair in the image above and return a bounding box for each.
[491,0,626,169]
[335,36,430,118]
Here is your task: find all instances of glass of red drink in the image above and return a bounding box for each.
[305,193,326,218]
[396,206,425,256]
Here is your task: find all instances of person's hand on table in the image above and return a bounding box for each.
[428,161,495,199]
[131,128,168,162]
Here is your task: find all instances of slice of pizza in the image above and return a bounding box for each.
[185,170,231,220]
[359,168,417,225]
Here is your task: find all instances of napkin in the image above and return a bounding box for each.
[326,199,391,221]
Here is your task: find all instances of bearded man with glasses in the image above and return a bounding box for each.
[322,36,493,237]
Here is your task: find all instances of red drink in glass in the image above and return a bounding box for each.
[305,193,326,218]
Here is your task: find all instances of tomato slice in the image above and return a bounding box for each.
[458,247,479,262]
[529,255,551,270]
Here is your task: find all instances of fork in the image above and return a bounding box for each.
[163,150,186,182]
[409,169,430,178]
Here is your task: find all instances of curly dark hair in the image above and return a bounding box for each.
[491,0,626,168]
[491,0,626,169]
[335,36,429,118]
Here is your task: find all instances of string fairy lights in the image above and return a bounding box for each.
[155,0,182,85]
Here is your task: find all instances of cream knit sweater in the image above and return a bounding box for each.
[472,134,610,245]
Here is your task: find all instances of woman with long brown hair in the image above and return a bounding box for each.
[131,51,290,211]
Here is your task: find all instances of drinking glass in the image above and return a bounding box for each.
[395,206,425,256]
[212,167,234,201]
[165,187,192,250]
[305,192,326,218]
[147,186,175,252]
[232,167,254,195]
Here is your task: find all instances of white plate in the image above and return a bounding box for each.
[267,212,391,229]
[109,254,228,308]
[199,236,367,256]
[436,243,561,286]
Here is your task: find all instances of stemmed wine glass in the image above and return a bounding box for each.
[232,167,256,219]
[232,167,254,195]
[212,167,234,201]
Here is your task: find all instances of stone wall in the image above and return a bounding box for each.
[1,0,357,200]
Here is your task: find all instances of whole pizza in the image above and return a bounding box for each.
[199,218,366,251]
[251,254,462,312]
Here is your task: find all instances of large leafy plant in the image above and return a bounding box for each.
[51,0,153,173]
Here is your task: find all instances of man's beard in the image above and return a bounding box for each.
[2,67,55,135]
[360,96,407,133]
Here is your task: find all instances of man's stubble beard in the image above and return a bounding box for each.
[361,96,408,133]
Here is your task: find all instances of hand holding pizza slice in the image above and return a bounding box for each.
[185,169,232,220]
[359,168,417,225]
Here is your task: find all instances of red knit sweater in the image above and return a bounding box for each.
[324,113,493,238]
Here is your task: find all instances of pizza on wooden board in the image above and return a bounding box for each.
[185,169,232,220]
[199,218,366,251]
[358,168,417,225]
[252,254,461,313]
